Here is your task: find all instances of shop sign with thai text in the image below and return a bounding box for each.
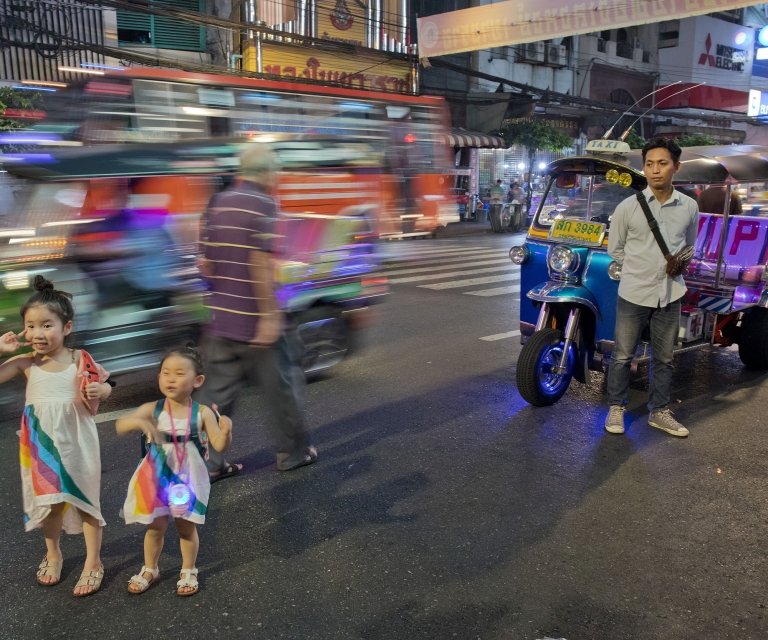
[244,41,412,94]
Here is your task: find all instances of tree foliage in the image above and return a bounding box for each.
[0,87,44,132]
[496,120,574,152]
[624,127,645,150]
[675,133,718,147]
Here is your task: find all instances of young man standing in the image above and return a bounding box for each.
[604,138,699,437]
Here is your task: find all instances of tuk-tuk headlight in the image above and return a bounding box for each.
[509,245,529,265]
[607,261,622,281]
[549,245,576,273]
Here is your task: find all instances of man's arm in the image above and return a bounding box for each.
[249,248,282,346]
[686,201,699,247]
[607,201,629,265]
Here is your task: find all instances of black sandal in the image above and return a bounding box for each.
[209,463,242,484]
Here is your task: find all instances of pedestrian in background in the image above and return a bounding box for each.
[197,145,317,477]
[604,138,698,437]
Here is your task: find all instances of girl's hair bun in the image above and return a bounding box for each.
[33,275,54,292]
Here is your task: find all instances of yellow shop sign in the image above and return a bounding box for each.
[244,41,412,94]
[318,0,368,47]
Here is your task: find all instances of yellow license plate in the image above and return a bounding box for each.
[548,219,606,246]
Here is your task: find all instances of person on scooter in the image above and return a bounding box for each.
[604,138,698,437]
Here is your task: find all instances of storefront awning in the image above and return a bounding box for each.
[439,128,505,148]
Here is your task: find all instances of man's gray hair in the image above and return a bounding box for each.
[239,144,279,188]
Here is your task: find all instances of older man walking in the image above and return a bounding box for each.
[197,145,317,478]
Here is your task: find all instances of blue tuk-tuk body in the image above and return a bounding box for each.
[511,143,768,406]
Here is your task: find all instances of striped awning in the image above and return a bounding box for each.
[439,128,505,148]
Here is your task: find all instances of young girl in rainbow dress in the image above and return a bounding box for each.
[116,344,232,596]
[0,276,112,596]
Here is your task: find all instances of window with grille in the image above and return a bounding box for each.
[117,0,205,52]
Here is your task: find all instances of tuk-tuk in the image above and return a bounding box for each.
[510,142,768,406]
[1,136,387,379]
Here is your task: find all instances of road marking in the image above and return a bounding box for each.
[389,265,517,284]
[385,259,513,278]
[95,408,135,424]
[383,248,504,262]
[464,285,521,297]
[479,330,521,341]
[385,246,485,258]
[419,273,521,290]
[382,252,507,272]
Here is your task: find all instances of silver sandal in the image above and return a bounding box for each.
[73,564,104,597]
[37,555,63,586]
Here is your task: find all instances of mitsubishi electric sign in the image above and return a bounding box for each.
[659,15,753,93]
[699,34,749,72]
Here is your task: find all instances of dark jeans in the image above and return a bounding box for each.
[607,296,681,411]
[196,326,313,472]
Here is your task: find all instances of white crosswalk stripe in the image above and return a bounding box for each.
[464,285,521,297]
[389,264,518,284]
[479,330,521,342]
[383,253,508,274]
[420,273,521,290]
[383,246,486,259]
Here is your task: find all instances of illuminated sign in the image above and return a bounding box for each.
[748,89,768,117]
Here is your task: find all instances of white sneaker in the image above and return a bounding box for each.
[648,408,689,437]
[604,405,625,434]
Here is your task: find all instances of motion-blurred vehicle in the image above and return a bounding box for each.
[509,141,768,406]
[6,67,458,238]
[2,135,389,385]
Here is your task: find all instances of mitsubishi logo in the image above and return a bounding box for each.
[698,33,747,72]
[699,34,716,66]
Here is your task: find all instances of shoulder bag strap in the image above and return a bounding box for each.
[636,192,671,260]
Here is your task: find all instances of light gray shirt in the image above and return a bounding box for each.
[607,187,699,308]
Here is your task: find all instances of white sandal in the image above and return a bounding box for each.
[177,567,198,596]
[128,565,160,594]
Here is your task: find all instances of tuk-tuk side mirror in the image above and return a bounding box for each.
[555,174,577,189]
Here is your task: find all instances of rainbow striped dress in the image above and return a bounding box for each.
[122,405,210,525]
[20,362,105,534]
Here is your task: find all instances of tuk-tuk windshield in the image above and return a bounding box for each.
[536,173,636,228]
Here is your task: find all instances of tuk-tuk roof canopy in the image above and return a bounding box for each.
[544,145,768,186]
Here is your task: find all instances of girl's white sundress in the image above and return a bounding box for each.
[20,360,105,534]
[122,403,210,525]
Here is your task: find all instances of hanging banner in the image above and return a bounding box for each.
[318,0,368,46]
[244,41,413,93]
[417,0,761,58]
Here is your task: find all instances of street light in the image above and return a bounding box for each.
[517,162,525,170]
[538,162,546,169]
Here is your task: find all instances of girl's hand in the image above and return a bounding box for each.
[212,404,232,438]
[218,415,233,439]
[0,330,25,354]
[83,381,101,400]
[139,418,163,445]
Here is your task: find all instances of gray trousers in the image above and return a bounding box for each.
[196,329,313,472]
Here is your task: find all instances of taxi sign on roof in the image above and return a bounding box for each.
[586,139,631,154]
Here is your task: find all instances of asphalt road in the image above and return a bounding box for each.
[2,231,768,640]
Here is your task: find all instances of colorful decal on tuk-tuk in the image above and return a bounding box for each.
[548,220,606,247]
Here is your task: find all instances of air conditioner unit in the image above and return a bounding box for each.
[630,37,644,50]
[546,44,566,66]
[522,42,545,63]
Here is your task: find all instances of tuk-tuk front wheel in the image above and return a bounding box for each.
[516,328,575,406]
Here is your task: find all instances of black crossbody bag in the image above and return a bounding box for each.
[636,192,694,278]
